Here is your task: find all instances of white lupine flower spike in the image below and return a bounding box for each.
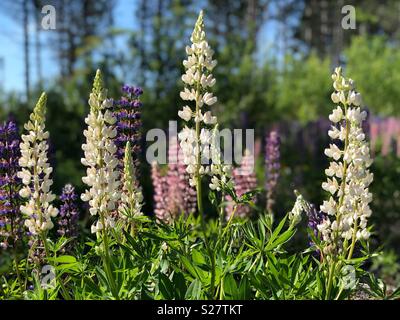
[81,70,121,235]
[18,92,58,239]
[319,67,373,261]
[178,10,230,194]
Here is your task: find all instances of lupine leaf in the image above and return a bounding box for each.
[185,279,202,299]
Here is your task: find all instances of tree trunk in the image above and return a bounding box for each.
[23,0,31,101]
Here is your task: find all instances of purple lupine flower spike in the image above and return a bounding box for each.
[265,130,280,213]
[0,120,23,250]
[112,85,144,221]
[57,184,79,240]
[303,201,326,252]
[113,85,143,173]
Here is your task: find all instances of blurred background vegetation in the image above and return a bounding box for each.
[0,0,400,283]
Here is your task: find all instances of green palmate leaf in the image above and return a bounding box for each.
[256,219,266,245]
[269,255,291,289]
[238,277,252,300]
[180,255,209,284]
[172,272,187,299]
[366,273,385,297]
[208,189,217,206]
[53,255,77,264]
[51,237,76,253]
[266,228,296,251]
[223,274,239,300]
[160,258,169,274]
[346,256,371,265]
[180,256,198,279]
[238,188,263,204]
[191,249,206,266]
[140,286,154,300]
[95,266,109,289]
[297,263,315,296]
[315,269,324,298]
[267,276,280,300]
[83,277,102,296]
[290,256,302,285]
[185,279,202,299]
[213,264,223,286]
[141,231,179,241]
[56,263,80,272]
[158,273,174,299]
[267,215,288,246]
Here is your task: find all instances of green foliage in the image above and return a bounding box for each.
[1,1,400,301]
[269,54,332,123]
[346,35,400,116]
[1,211,392,300]
[371,250,400,288]
[370,154,400,253]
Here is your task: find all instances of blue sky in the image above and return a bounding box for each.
[0,1,281,93]
[0,1,136,92]
[0,9,44,92]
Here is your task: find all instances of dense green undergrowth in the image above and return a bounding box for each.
[1,213,399,300]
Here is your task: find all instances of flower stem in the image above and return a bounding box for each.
[13,252,24,295]
[218,193,225,238]
[100,214,118,300]
[347,219,358,260]
[41,232,50,260]
[196,175,216,298]
[194,60,216,298]
[325,261,336,300]
[220,205,238,241]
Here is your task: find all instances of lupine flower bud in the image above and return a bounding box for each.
[0,120,23,250]
[303,201,326,248]
[118,142,143,220]
[288,194,304,227]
